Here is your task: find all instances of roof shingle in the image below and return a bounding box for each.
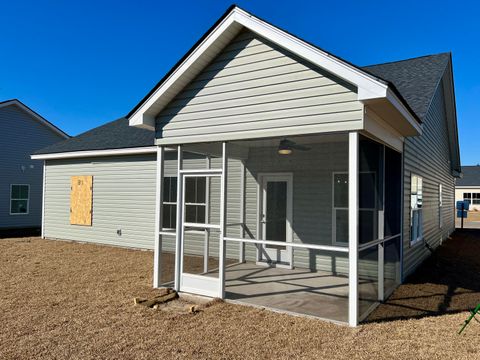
[363,53,450,121]
[457,166,480,187]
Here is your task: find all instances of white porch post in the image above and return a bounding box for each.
[153,146,164,288]
[174,145,183,292]
[204,156,211,273]
[219,142,228,298]
[348,132,359,327]
[239,160,246,263]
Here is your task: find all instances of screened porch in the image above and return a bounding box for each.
[152,132,402,326]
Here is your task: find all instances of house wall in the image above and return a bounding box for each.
[155,29,363,144]
[455,187,480,211]
[0,104,65,229]
[43,144,352,274]
[402,81,456,277]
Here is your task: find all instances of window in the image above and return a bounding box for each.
[10,184,29,215]
[162,177,177,229]
[462,192,480,205]
[410,175,423,245]
[162,176,207,229]
[332,173,348,245]
[473,193,480,205]
[185,177,206,224]
[439,184,443,228]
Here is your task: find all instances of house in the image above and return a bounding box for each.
[455,166,480,210]
[0,99,68,231]
[32,6,460,326]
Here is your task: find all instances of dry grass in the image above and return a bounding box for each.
[1,235,479,359]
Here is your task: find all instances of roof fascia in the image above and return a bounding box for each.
[31,146,172,160]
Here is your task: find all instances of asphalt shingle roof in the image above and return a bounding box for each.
[457,166,480,187]
[35,53,450,155]
[363,53,450,121]
[34,117,154,154]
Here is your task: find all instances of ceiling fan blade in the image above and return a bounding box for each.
[291,143,311,151]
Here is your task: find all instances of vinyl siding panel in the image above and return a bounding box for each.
[155,30,362,144]
[403,81,456,276]
[242,140,350,273]
[0,105,65,228]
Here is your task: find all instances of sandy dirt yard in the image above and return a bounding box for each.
[1,233,479,359]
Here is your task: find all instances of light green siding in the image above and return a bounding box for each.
[402,81,456,277]
[155,30,362,144]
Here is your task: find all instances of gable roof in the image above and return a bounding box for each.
[33,117,154,155]
[31,52,456,158]
[363,53,451,121]
[457,166,480,187]
[0,99,69,139]
[127,5,420,136]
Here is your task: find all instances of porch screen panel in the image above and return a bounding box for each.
[358,135,384,244]
[70,175,93,226]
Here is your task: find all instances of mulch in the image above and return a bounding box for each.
[367,229,480,322]
[1,232,480,359]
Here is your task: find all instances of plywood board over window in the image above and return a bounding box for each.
[70,175,93,226]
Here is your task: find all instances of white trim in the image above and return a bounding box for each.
[239,160,246,262]
[174,146,183,291]
[0,99,68,139]
[9,184,30,215]
[31,146,164,160]
[128,7,418,132]
[41,161,46,238]
[219,142,228,298]
[153,146,164,288]
[348,132,359,327]
[224,237,348,253]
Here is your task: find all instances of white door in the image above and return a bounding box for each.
[259,174,293,267]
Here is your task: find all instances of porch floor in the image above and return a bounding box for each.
[222,262,378,323]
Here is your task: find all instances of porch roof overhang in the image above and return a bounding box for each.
[127,6,421,141]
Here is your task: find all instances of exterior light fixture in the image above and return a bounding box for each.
[278,140,293,155]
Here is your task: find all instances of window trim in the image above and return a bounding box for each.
[410,174,423,246]
[162,176,208,231]
[10,184,30,215]
[439,183,443,229]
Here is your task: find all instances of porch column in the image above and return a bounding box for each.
[204,156,211,273]
[153,146,164,288]
[348,132,359,327]
[239,160,246,263]
[174,145,183,292]
[219,142,228,298]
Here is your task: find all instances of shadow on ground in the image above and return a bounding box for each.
[366,229,480,323]
[0,228,40,239]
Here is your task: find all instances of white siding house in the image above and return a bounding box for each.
[33,6,460,326]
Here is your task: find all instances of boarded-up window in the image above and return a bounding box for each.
[70,176,93,226]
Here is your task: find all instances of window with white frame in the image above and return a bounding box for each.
[162,177,177,229]
[439,184,443,228]
[162,176,207,229]
[410,175,423,244]
[463,192,480,205]
[10,184,30,215]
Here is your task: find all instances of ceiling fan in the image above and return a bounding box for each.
[278,139,311,155]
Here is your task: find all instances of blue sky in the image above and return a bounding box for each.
[1,0,479,164]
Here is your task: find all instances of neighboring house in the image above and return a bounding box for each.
[32,6,460,326]
[0,99,68,230]
[455,166,480,210]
